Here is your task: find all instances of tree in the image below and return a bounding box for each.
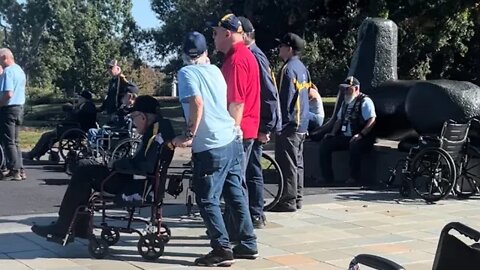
[0,0,140,97]
[149,0,480,95]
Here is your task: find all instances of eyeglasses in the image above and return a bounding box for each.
[130,112,142,119]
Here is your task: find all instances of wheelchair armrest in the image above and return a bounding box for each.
[443,222,480,242]
[349,254,405,270]
[419,135,441,146]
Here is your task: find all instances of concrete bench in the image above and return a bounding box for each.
[303,139,407,186]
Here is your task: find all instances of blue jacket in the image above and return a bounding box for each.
[277,56,310,133]
[249,44,282,134]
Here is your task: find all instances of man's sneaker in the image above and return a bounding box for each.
[1,170,22,181]
[252,216,266,229]
[20,168,27,180]
[233,245,259,259]
[194,248,235,267]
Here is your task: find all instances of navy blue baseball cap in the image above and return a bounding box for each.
[275,33,305,52]
[183,31,207,58]
[208,13,243,33]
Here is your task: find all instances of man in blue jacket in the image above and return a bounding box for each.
[272,33,310,212]
[239,17,281,227]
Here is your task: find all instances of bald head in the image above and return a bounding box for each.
[0,48,15,67]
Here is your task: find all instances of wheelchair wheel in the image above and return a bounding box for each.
[262,152,284,211]
[88,236,109,259]
[100,228,120,246]
[410,147,456,202]
[109,137,141,163]
[58,128,88,161]
[454,152,479,198]
[137,233,165,260]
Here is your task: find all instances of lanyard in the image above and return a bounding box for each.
[145,122,159,157]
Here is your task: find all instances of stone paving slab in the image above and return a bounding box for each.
[0,191,480,269]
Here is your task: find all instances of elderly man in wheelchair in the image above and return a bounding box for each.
[23,90,97,161]
[86,91,138,164]
[31,95,175,246]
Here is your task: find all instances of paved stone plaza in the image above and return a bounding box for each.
[1,190,480,270]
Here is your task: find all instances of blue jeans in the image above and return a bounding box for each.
[246,140,264,218]
[192,140,257,251]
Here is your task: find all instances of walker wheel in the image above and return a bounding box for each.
[100,228,120,246]
[137,233,165,260]
[160,223,171,243]
[88,236,109,259]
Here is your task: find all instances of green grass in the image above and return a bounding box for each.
[19,127,46,149]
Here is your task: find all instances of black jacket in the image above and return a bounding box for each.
[64,100,97,132]
[100,74,138,114]
[113,117,175,176]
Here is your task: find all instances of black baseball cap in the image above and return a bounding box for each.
[183,31,208,58]
[130,95,159,115]
[78,90,92,100]
[208,13,243,33]
[340,76,361,88]
[238,16,254,33]
[275,33,305,52]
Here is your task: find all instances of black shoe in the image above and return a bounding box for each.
[296,200,303,210]
[233,245,259,259]
[74,215,90,239]
[268,204,296,213]
[194,248,235,267]
[252,216,265,229]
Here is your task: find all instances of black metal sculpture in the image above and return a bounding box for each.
[310,17,480,142]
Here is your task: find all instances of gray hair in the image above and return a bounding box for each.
[182,52,210,66]
[0,48,14,60]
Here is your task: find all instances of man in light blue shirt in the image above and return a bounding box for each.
[0,48,26,181]
[319,76,376,186]
[172,31,257,267]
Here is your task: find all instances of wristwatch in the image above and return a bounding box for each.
[184,130,194,140]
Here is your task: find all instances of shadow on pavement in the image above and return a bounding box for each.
[0,215,207,267]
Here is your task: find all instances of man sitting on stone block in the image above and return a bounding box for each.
[318,76,376,185]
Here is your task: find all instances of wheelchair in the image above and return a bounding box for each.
[57,142,175,260]
[348,222,480,270]
[86,116,141,165]
[46,121,89,163]
[386,119,472,203]
[166,151,284,216]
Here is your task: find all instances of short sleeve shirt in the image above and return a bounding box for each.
[221,42,260,139]
[0,64,26,105]
[337,96,376,136]
[178,64,236,153]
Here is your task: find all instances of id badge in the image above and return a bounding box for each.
[341,125,347,132]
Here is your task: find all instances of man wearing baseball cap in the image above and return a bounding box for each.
[210,13,260,175]
[238,16,281,228]
[173,31,258,267]
[99,59,139,123]
[31,95,175,245]
[24,90,97,162]
[319,76,377,185]
[272,32,310,212]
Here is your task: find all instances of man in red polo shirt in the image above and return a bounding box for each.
[211,13,260,175]
[211,13,260,240]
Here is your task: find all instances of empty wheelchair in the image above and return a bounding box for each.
[386,120,470,202]
[348,222,480,270]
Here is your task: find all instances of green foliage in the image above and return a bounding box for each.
[0,0,139,96]
[150,0,480,95]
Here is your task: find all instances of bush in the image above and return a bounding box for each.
[27,87,68,105]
